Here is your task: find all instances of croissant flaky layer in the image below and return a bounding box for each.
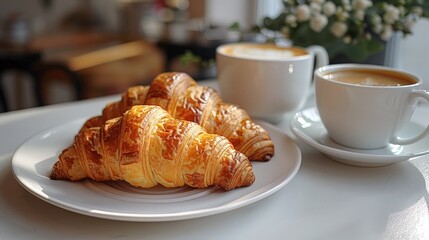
[83,72,274,161]
[50,105,255,191]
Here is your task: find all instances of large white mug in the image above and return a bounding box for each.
[216,42,329,123]
[315,64,429,149]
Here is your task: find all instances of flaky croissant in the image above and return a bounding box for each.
[82,72,274,161]
[50,105,255,191]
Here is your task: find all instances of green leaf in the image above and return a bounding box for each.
[324,40,347,59]
[343,41,368,62]
[422,1,429,18]
[263,17,274,30]
[341,39,384,62]
[263,14,287,31]
[366,38,385,53]
[179,51,201,66]
[229,22,240,31]
[250,25,261,33]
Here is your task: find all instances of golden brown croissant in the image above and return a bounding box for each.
[50,105,255,191]
[84,72,274,161]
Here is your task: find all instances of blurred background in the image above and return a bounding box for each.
[0,0,428,112]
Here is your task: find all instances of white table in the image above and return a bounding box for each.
[0,80,428,240]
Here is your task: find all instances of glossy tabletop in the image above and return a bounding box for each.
[0,80,428,240]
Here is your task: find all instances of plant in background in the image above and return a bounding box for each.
[179,50,215,69]
[177,50,216,80]
[260,0,429,62]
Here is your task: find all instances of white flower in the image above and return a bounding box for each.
[380,25,393,40]
[384,5,400,24]
[330,21,348,37]
[285,14,297,27]
[281,26,290,38]
[365,33,372,40]
[402,6,407,15]
[371,14,382,25]
[354,10,365,21]
[263,0,428,62]
[372,23,383,33]
[412,7,423,16]
[310,2,322,14]
[310,14,328,32]
[296,4,311,22]
[352,0,372,11]
[342,0,352,11]
[404,16,416,30]
[343,35,352,44]
[322,2,336,17]
[336,7,350,21]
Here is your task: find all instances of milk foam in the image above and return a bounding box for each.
[324,70,413,86]
[359,78,400,86]
[231,46,295,59]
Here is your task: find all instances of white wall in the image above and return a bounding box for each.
[205,0,282,29]
[205,0,252,29]
[399,19,429,90]
[0,0,118,35]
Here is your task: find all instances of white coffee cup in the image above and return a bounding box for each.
[216,42,329,123]
[315,64,429,149]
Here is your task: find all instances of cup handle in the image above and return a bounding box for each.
[392,90,429,145]
[306,45,329,69]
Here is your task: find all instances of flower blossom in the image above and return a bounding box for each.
[371,14,382,25]
[404,16,416,30]
[330,21,348,37]
[285,14,297,27]
[412,6,423,16]
[384,5,400,24]
[352,0,372,11]
[372,23,383,33]
[310,2,322,14]
[259,0,429,63]
[336,7,350,21]
[281,26,290,38]
[380,25,393,40]
[310,14,328,32]
[343,35,352,44]
[342,0,352,11]
[354,10,365,21]
[296,4,311,22]
[323,2,336,16]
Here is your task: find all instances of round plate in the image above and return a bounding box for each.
[12,119,301,222]
[290,107,429,167]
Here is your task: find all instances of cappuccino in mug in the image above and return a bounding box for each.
[315,64,429,150]
[217,42,329,123]
[219,43,308,59]
[323,69,417,86]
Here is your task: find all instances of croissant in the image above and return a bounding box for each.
[83,72,274,161]
[50,105,255,191]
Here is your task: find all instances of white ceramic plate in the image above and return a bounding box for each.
[290,107,429,167]
[12,119,301,222]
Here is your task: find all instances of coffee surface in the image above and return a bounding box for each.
[219,43,308,59]
[323,69,416,86]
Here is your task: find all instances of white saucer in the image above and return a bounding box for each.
[290,107,429,167]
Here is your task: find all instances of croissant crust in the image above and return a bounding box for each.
[87,72,274,161]
[50,105,255,191]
